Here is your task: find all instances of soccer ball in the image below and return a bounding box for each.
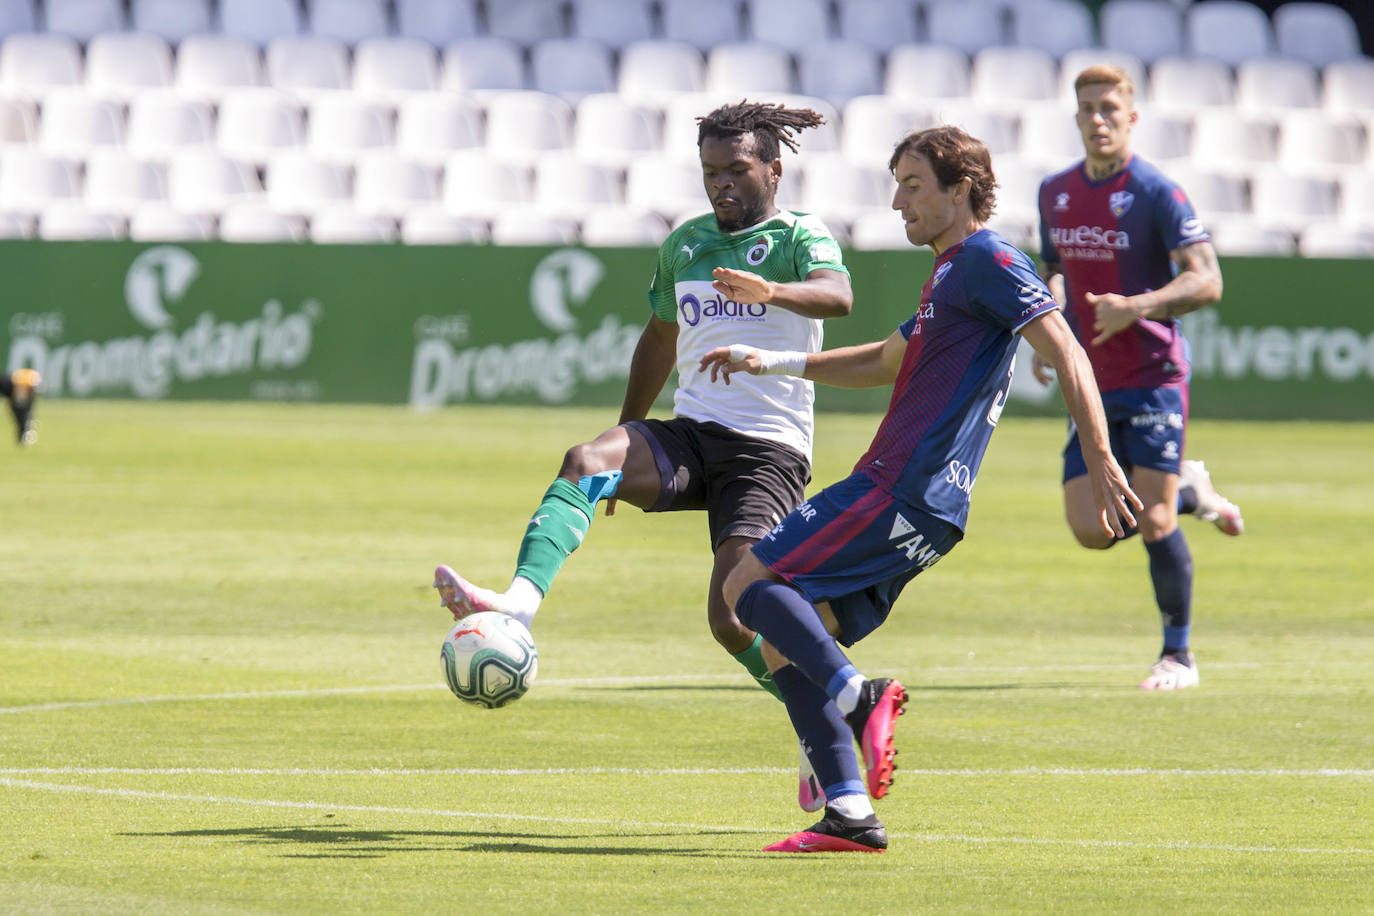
[440,611,538,708]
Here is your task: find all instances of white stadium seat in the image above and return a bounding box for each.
[798,152,893,222]
[1189,109,1279,175]
[396,92,484,166]
[1149,55,1235,112]
[925,0,1008,56]
[219,202,306,241]
[167,148,264,216]
[126,91,216,157]
[442,37,527,93]
[43,0,124,43]
[1321,58,1374,117]
[176,35,264,101]
[0,33,82,99]
[744,0,832,54]
[1017,103,1084,169]
[838,0,918,53]
[353,150,440,218]
[38,201,124,240]
[1274,2,1363,69]
[883,44,971,105]
[1130,113,1192,163]
[353,36,440,99]
[309,205,397,243]
[706,42,795,98]
[1057,48,1148,105]
[849,209,910,250]
[131,0,213,43]
[84,148,167,217]
[841,95,937,168]
[218,0,303,46]
[1339,170,1374,229]
[85,33,174,101]
[400,206,488,244]
[661,0,744,51]
[1276,110,1366,174]
[531,37,617,100]
[128,205,214,241]
[1298,222,1374,258]
[395,0,480,46]
[486,0,566,45]
[1206,218,1296,256]
[0,210,33,238]
[971,46,1059,110]
[442,150,533,220]
[1185,0,1274,68]
[266,35,351,99]
[1011,0,1098,59]
[265,150,352,217]
[797,41,883,109]
[625,153,707,220]
[1100,0,1185,65]
[532,152,623,217]
[580,206,670,246]
[306,93,395,163]
[618,40,706,103]
[489,207,579,245]
[308,0,390,45]
[1161,165,1248,220]
[37,88,125,158]
[217,88,305,166]
[573,93,663,168]
[569,0,653,49]
[1235,57,1320,112]
[0,148,80,215]
[483,91,574,164]
[1249,167,1339,232]
[0,95,35,146]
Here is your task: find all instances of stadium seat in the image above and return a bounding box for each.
[1189,109,1278,175]
[353,150,439,218]
[797,152,892,222]
[306,93,395,163]
[489,207,579,245]
[532,152,623,217]
[1010,0,1098,59]
[1273,2,1363,69]
[1057,48,1149,105]
[925,0,1009,56]
[486,0,567,45]
[266,35,350,99]
[84,149,167,216]
[396,92,483,166]
[308,0,390,45]
[0,0,35,42]
[706,42,795,97]
[658,92,733,160]
[217,88,305,166]
[167,148,264,216]
[176,35,264,101]
[85,33,174,101]
[531,37,617,100]
[265,149,351,216]
[569,0,653,49]
[744,0,833,54]
[1162,165,1249,219]
[1100,0,1185,65]
[126,91,215,158]
[849,209,910,250]
[309,205,397,242]
[841,95,937,168]
[1298,221,1374,258]
[442,37,527,94]
[837,0,918,53]
[1017,103,1084,169]
[43,0,124,44]
[0,95,35,146]
[0,148,80,215]
[1249,166,1339,231]
[1339,170,1374,228]
[1149,55,1235,111]
[946,109,1018,156]
[130,0,212,43]
[441,150,533,219]
[618,40,706,102]
[395,0,479,46]
[0,209,32,237]
[971,47,1059,110]
[580,205,670,246]
[1186,0,1274,67]
[220,202,306,241]
[38,201,124,240]
[127,205,213,241]
[625,153,708,219]
[1321,58,1374,117]
[1131,113,1192,162]
[1235,57,1320,112]
[353,36,439,99]
[0,33,82,99]
[573,93,663,168]
[797,41,883,108]
[400,206,488,244]
[984,212,1037,250]
[1207,218,1296,255]
[883,44,971,105]
[988,153,1047,224]
[484,91,574,164]
[37,88,125,158]
[219,0,303,46]
[661,0,744,51]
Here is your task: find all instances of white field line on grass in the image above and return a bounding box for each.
[0,662,1290,716]
[1,777,1368,858]
[3,766,1372,778]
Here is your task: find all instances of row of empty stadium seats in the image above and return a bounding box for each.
[0,0,1364,70]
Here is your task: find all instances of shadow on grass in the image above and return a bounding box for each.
[121,824,739,859]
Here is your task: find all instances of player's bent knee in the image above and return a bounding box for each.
[1070,525,1116,549]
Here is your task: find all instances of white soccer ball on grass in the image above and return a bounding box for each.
[440,611,538,708]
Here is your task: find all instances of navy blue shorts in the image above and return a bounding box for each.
[1063,385,1189,483]
[751,471,963,646]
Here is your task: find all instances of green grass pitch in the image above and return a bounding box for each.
[1,400,1370,914]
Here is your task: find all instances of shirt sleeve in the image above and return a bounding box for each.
[791,214,850,277]
[647,234,679,322]
[966,240,1060,333]
[1154,177,1211,253]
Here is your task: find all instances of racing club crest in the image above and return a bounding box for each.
[1109,191,1134,217]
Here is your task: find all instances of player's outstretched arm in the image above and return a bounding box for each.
[711,267,853,319]
[1022,311,1142,537]
[698,329,904,389]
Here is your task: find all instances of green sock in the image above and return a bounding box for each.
[732,633,783,701]
[513,478,595,596]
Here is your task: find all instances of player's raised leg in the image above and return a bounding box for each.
[1178,459,1244,536]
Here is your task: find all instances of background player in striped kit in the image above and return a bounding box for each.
[433,101,853,750]
[700,125,1140,852]
[1035,64,1243,692]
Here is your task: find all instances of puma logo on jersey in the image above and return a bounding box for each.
[681,242,700,259]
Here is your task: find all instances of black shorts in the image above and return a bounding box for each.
[625,417,811,550]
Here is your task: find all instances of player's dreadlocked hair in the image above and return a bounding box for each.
[696,100,826,162]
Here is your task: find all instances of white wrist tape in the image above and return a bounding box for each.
[729,344,807,377]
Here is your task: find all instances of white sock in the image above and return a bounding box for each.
[827,793,874,820]
[833,674,866,716]
[502,576,543,628]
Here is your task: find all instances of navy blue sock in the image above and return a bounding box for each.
[735,580,858,699]
[773,665,866,801]
[1145,527,1193,655]
[1177,486,1199,516]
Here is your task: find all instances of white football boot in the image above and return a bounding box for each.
[1139,651,1200,691]
[1180,459,1244,536]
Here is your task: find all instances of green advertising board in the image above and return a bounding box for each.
[2,241,1370,420]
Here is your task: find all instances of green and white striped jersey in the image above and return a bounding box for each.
[647,209,848,460]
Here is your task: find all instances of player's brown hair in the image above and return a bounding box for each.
[1074,64,1136,101]
[887,125,998,222]
[696,100,826,162]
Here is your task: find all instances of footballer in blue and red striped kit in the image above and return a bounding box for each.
[700,125,1140,853]
[1035,64,1244,695]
